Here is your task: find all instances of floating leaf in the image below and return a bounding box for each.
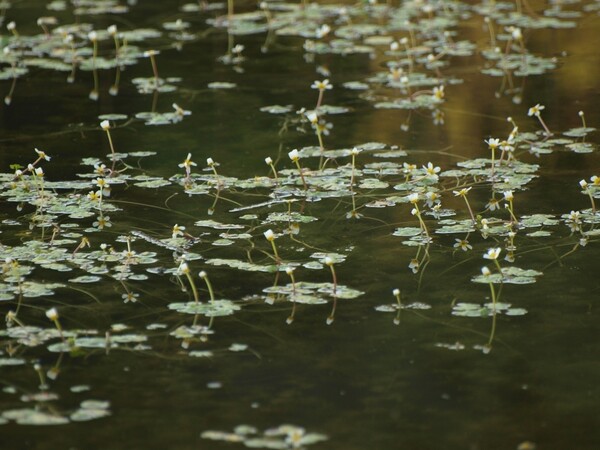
[168,300,241,317]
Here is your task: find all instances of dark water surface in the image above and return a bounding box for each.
[0,1,599,449]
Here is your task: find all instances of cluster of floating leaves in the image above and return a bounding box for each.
[202,424,327,449]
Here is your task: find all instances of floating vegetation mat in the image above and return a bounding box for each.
[0,0,598,448]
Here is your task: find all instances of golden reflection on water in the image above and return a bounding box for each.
[356,7,600,166]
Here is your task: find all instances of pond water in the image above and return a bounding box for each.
[0,0,599,449]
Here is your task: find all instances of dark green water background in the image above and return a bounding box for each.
[0,1,599,449]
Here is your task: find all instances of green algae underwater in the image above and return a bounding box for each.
[0,0,599,448]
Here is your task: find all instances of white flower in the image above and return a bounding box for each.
[311,79,332,91]
[403,162,416,174]
[568,211,580,222]
[453,187,471,197]
[432,85,444,100]
[528,104,544,117]
[481,266,491,276]
[486,198,500,211]
[483,248,501,260]
[143,49,159,57]
[285,267,295,275]
[503,190,514,201]
[579,179,588,189]
[423,162,440,177]
[172,224,185,239]
[199,270,207,279]
[34,148,51,161]
[264,229,275,241]
[265,156,273,165]
[485,138,501,150]
[122,292,139,303]
[407,193,419,204]
[500,141,514,153]
[107,24,117,35]
[177,261,190,275]
[454,239,472,251]
[45,308,59,321]
[172,103,191,116]
[87,190,102,201]
[288,149,299,162]
[178,153,197,169]
[34,167,44,177]
[315,24,331,38]
[324,256,334,266]
[425,191,440,207]
[351,147,361,156]
[100,120,110,131]
[7,21,16,31]
[206,157,215,167]
[390,41,399,51]
[88,30,97,41]
[306,111,318,124]
[392,288,400,296]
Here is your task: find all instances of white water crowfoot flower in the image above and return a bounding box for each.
[484,247,501,260]
[579,178,597,214]
[206,157,220,179]
[177,260,201,304]
[527,103,544,117]
[34,148,51,162]
[483,247,503,275]
[264,229,280,263]
[45,307,65,341]
[172,224,186,239]
[454,238,472,252]
[311,79,332,91]
[172,103,191,118]
[503,190,519,224]
[565,210,582,232]
[481,264,499,317]
[93,215,111,229]
[453,186,476,224]
[407,193,430,238]
[432,85,444,100]
[288,149,308,191]
[425,191,441,208]
[484,138,500,178]
[199,270,216,303]
[498,139,515,165]
[265,156,279,183]
[528,103,552,136]
[311,79,332,109]
[179,153,197,181]
[122,292,139,303]
[423,162,440,180]
[100,120,118,172]
[392,288,402,324]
